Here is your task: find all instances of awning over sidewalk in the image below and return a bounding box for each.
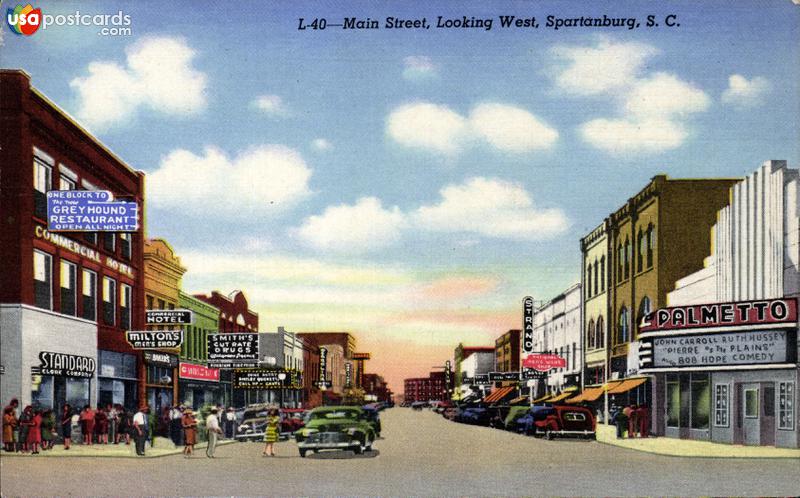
[509,395,529,405]
[484,386,516,404]
[548,388,578,403]
[567,385,605,404]
[607,377,648,395]
[532,394,553,403]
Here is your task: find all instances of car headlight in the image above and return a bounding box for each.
[345,427,358,435]
[302,428,318,436]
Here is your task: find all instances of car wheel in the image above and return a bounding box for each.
[353,442,364,455]
[545,429,554,440]
[299,449,307,458]
[312,449,319,453]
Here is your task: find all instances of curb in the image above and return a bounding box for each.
[0,440,236,459]
[595,437,800,459]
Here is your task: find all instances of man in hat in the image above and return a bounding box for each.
[224,407,237,439]
[169,405,183,446]
[205,408,222,458]
[132,405,150,456]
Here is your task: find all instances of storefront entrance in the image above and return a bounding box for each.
[735,382,775,446]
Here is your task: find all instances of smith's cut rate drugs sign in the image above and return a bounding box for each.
[207,333,259,368]
[47,190,138,232]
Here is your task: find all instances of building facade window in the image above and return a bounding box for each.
[638,296,652,339]
[84,232,97,245]
[120,284,132,330]
[59,176,76,191]
[647,223,655,268]
[618,307,629,344]
[120,233,132,260]
[600,256,605,291]
[745,389,759,418]
[103,232,115,253]
[593,260,599,295]
[714,384,730,427]
[637,229,644,273]
[586,266,592,299]
[33,250,52,310]
[102,276,116,326]
[587,319,595,350]
[60,260,77,316]
[82,269,97,321]
[596,316,604,349]
[33,155,52,219]
[624,237,631,279]
[617,244,623,282]
[778,382,795,430]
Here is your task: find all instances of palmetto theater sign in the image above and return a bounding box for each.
[639,298,798,371]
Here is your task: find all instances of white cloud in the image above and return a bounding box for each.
[551,37,657,95]
[70,36,206,130]
[311,138,332,151]
[413,177,568,239]
[252,94,289,116]
[403,55,438,81]
[469,103,558,152]
[721,74,771,107]
[295,197,406,254]
[148,145,312,218]
[386,102,468,154]
[581,118,687,154]
[625,72,710,118]
[386,101,558,155]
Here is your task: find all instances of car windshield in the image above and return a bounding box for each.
[310,410,359,421]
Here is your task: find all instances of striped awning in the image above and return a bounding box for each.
[532,394,553,403]
[549,390,577,403]
[483,386,516,404]
[509,395,529,405]
[567,385,605,404]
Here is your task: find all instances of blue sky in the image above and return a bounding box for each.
[4,0,799,389]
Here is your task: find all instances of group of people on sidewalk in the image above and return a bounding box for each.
[611,403,650,439]
[2,399,57,454]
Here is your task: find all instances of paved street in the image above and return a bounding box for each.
[1,408,798,497]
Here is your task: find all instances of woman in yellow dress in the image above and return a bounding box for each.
[262,408,280,457]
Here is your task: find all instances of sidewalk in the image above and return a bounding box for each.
[596,423,800,459]
[0,436,236,458]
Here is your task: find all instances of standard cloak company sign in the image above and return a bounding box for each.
[38,351,95,378]
[46,190,138,232]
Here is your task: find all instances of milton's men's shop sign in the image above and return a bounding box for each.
[639,298,799,371]
[233,368,303,389]
[145,309,194,325]
[207,334,259,368]
[125,330,183,349]
[38,351,95,378]
[46,190,138,232]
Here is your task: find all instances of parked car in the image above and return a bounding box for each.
[235,404,271,442]
[443,406,461,421]
[515,406,557,435]
[280,408,307,437]
[455,407,491,425]
[433,401,454,414]
[534,405,596,440]
[360,405,382,436]
[503,405,531,431]
[294,406,377,457]
[410,401,428,411]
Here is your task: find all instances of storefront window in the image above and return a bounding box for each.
[31,374,54,408]
[714,384,730,427]
[667,376,680,427]
[82,269,97,321]
[60,260,77,316]
[778,382,794,430]
[691,374,710,429]
[745,389,758,418]
[66,378,90,410]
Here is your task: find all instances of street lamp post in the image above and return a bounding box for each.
[277,372,287,408]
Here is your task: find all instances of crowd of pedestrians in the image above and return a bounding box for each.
[611,403,650,439]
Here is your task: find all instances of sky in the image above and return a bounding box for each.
[3,0,799,393]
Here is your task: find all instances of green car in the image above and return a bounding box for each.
[294,406,377,458]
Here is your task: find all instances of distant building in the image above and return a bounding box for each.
[404,371,451,403]
[458,349,495,400]
[453,343,494,400]
[178,291,223,409]
[194,290,258,333]
[495,329,520,372]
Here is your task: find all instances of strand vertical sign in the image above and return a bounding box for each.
[523,296,534,353]
[314,347,332,388]
[345,362,353,388]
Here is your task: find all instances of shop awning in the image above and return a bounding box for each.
[607,377,648,395]
[532,394,553,403]
[566,386,605,404]
[483,386,516,404]
[548,389,578,403]
[509,395,529,405]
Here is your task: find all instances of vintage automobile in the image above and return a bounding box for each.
[235,404,271,442]
[514,405,557,435]
[294,406,377,457]
[360,405,382,436]
[410,401,428,410]
[279,408,307,438]
[503,405,531,431]
[533,405,596,439]
[455,406,491,425]
[443,406,461,421]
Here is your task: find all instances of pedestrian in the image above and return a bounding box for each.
[224,407,237,439]
[18,405,33,452]
[181,409,197,458]
[60,404,73,450]
[613,405,628,439]
[117,407,131,445]
[27,408,42,454]
[79,405,95,445]
[169,405,183,446]
[261,408,280,457]
[205,407,222,458]
[40,409,56,450]
[3,406,17,452]
[637,404,649,438]
[626,404,638,438]
[132,405,149,456]
[107,404,118,444]
[95,405,109,444]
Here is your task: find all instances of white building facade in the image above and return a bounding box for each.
[458,351,494,400]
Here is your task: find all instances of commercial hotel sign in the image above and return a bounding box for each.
[34,225,134,278]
